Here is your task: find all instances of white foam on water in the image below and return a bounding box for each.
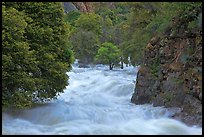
[2,65,202,135]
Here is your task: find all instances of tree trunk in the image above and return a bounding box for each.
[121,61,123,69]
[109,63,112,70]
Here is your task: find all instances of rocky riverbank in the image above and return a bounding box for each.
[131,27,202,127]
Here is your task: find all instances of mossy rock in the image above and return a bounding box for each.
[163,92,174,102]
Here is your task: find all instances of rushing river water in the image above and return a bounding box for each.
[2,64,202,135]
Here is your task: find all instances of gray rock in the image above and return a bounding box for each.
[63,2,78,13]
[199,92,202,101]
[78,64,90,68]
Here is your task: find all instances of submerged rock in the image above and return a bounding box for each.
[78,63,90,68]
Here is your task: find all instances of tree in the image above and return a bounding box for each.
[119,2,202,65]
[64,10,81,32]
[95,42,122,70]
[100,16,113,43]
[70,29,100,64]
[2,5,38,108]
[69,12,102,64]
[94,2,130,25]
[75,13,102,35]
[2,2,74,109]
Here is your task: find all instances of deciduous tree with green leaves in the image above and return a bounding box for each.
[64,10,81,32]
[70,29,100,64]
[95,42,122,70]
[69,12,102,64]
[75,13,102,35]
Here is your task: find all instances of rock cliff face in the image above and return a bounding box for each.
[63,2,94,13]
[131,27,202,127]
[72,2,94,13]
[63,2,78,13]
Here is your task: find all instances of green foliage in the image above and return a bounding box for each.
[64,10,81,27]
[100,16,114,43]
[164,92,173,102]
[2,2,74,109]
[3,2,201,108]
[70,30,100,64]
[95,2,130,25]
[148,55,161,78]
[117,2,202,65]
[116,2,158,65]
[187,20,198,29]
[95,42,122,70]
[146,2,202,35]
[2,5,37,108]
[96,7,119,25]
[68,12,104,64]
[75,13,102,35]
[93,3,131,66]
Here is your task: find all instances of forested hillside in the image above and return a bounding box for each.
[64,2,202,67]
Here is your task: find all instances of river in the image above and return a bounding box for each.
[2,64,202,135]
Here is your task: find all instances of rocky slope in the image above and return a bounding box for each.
[131,25,202,126]
[73,2,94,13]
[63,2,94,13]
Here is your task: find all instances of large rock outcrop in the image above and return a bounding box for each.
[72,2,94,13]
[63,2,94,13]
[131,27,202,127]
[63,2,78,13]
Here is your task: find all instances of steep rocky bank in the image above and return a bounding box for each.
[63,2,94,13]
[131,27,202,127]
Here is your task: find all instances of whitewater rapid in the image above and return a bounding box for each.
[2,64,202,135]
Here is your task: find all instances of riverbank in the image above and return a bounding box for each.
[2,65,202,134]
[131,28,202,127]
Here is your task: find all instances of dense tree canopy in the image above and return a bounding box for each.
[70,30,100,64]
[119,2,202,65]
[2,2,74,109]
[68,13,102,64]
[64,2,201,67]
[75,13,102,35]
[2,5,37,108]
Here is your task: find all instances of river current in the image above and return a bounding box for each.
[2,64,202,135]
